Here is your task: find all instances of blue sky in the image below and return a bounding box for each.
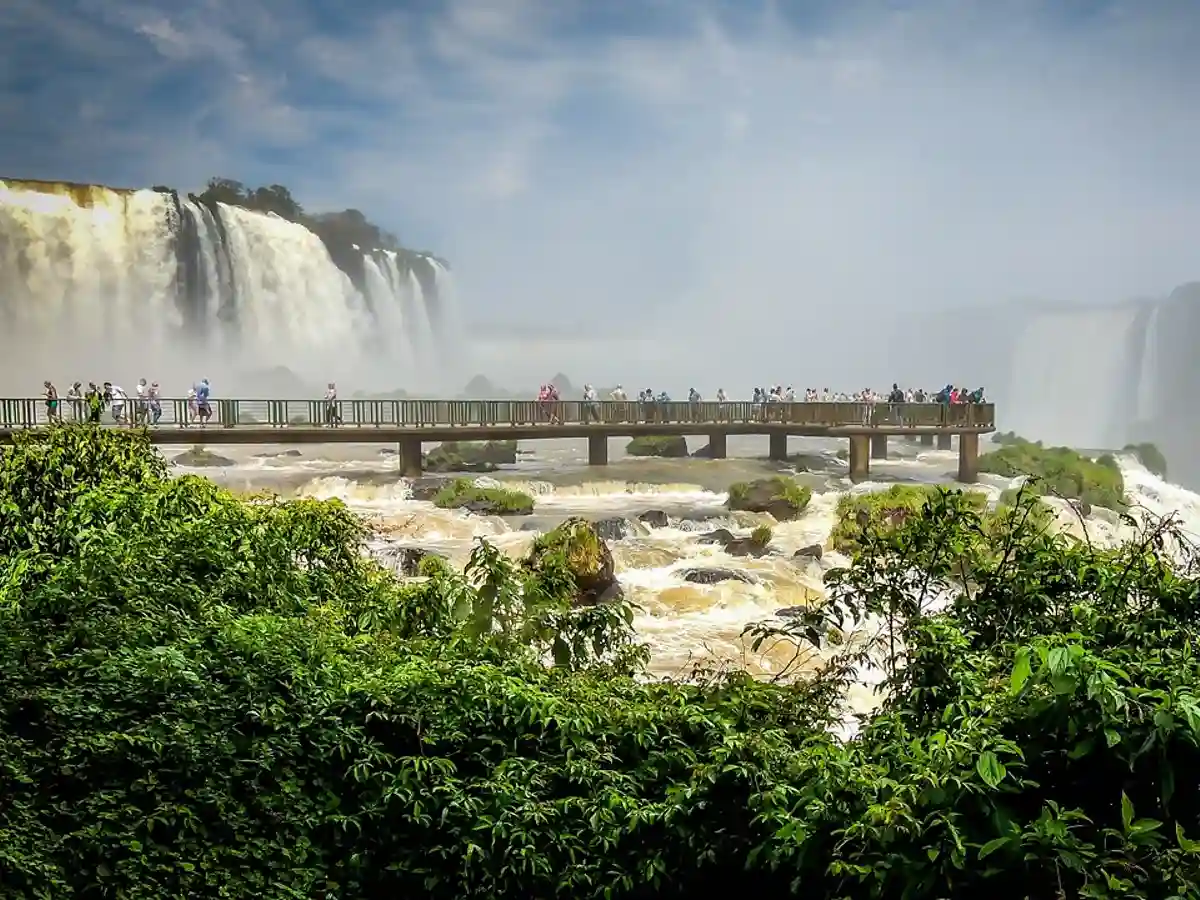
[4,0,1200,379]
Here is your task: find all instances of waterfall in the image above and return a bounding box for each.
[1134,304,1161,426]
[1005,305,1141,448]
[0,179,450,393]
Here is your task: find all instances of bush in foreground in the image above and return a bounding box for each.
[3,426,1200,898]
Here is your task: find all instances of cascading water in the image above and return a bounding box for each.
[1005,306,1141,448]
[1134,303,1162,427]
[0,179,451,391]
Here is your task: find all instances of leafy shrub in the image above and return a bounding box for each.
[432,476,534,514]
[829,484,987,552]
[749,524,773,546]
[3,428,1200,898]
[978,437,1126,510]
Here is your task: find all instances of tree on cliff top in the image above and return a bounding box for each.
[196,177,401,253]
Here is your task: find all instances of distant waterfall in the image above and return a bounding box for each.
[0,179,450,391]
[1005,306,1142,448]
[1134,304,1162,427]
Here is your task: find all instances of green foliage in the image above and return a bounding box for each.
[979,437,1127,510]
[432,477,534,515]
[6,426,1200,898]
[991,430,1027,445]
[830,484,988,553]
[1125,442,1169,478]
[624,435,689,457]
[727,477,813,520]
[749,523,773,546]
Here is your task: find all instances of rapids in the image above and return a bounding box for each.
[176,434,1200,688]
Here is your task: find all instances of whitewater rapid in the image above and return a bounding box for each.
[0,179,451,390]
[175,438,1200,686]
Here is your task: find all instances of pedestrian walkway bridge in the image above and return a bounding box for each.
[0,398,996,482]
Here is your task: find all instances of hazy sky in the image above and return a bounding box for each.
[3,0,1200,387]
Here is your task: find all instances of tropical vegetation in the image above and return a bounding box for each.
[1124,441,1169,478]
[977,436,1127,510]
[1,426,1198,898]
[431,476,534,515]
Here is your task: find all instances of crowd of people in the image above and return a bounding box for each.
[533,381,987,424]
[42,379,213,426]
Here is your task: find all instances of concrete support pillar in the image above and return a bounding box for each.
[849,435,870,483]
[919,434,934,447]
[768,432,788,461]
[587,434,608,466]
[937,432,953,451]
[398,437,423,477]
[707,432,727,459]
[870,434,888,460]
[957,432,980,483]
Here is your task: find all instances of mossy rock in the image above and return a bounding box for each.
[625,435,689,458]
[1123,442,1168,478]
[726,477,812,521]
[174,446,236,468]
[978,438,1126,510]
[432,477,533,516]
[524,517,617,605]
[830,485,988,553]
[425,440,517,473]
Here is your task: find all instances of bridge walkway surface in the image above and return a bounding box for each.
[0,398,996,483]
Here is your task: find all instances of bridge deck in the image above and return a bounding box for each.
[0,397,995,439]
[0,421,995,445]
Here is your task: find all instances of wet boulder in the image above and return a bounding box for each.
[173,446,236,468]
[523,517,618,606]
[625,435,689,457]
[379,546,447,577]
[592,516,634,541]
[638,509,670,528]
[726,477,812,521]
[680,568,758,585]
[408,476,455,502]
[793,543,823,561]
[696,527,737,546]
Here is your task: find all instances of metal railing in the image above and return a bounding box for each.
[0,398,996,430]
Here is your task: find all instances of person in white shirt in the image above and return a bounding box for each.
[109,385,128,425]
[135,379,149,424]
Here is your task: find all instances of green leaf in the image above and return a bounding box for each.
[1176,823,1200,854]
[1010,648,1032,693]
[978,836,1011,860]
[1121,792,1134,832]
[975,751,1006,789]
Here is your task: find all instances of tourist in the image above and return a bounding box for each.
[186,385,198,425]
[325,383,341,426]
[195,379,212,425]
[85,383,103,424]
[134,379,149,425]
[109,384,128,425]
[43,381,60,424]
[66,381,82,421]
[148,382,162,425]
[582,384,600,422]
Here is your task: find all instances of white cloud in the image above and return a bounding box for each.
[4,0,1200,390]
